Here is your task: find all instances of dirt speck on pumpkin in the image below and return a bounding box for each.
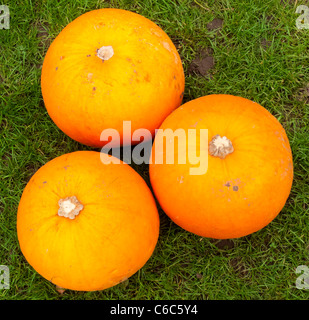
[188,48,215,77]
[233,186,239,191]
[224,182,231,187]
[144,74,151,82]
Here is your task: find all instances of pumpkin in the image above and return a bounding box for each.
[41,8,185,147]
[149,94,293,239]
[17,151,159,291]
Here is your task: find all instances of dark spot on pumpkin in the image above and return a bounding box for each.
[55,67,58,71]
[86,54,91,57]
[225,182,231,187]
[180,91,184,99]
[233,186,239,191]
[93,87,96,91]
[43,181,47,184]
[144,74,150,82]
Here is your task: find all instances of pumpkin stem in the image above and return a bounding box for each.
[96,46,114,61]
[58,196,83,220]
[209,134,234,159]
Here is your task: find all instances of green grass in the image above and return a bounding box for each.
[1,0,309,300]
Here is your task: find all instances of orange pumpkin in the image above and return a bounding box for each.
[41,8,185,147]
[17,151,159,291]
[149,94,293,239]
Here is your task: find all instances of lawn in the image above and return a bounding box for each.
[0,0,309,300]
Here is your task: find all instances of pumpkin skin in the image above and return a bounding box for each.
[17,151,159,291]
[149,94,293,239]
[41,8,185,147]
